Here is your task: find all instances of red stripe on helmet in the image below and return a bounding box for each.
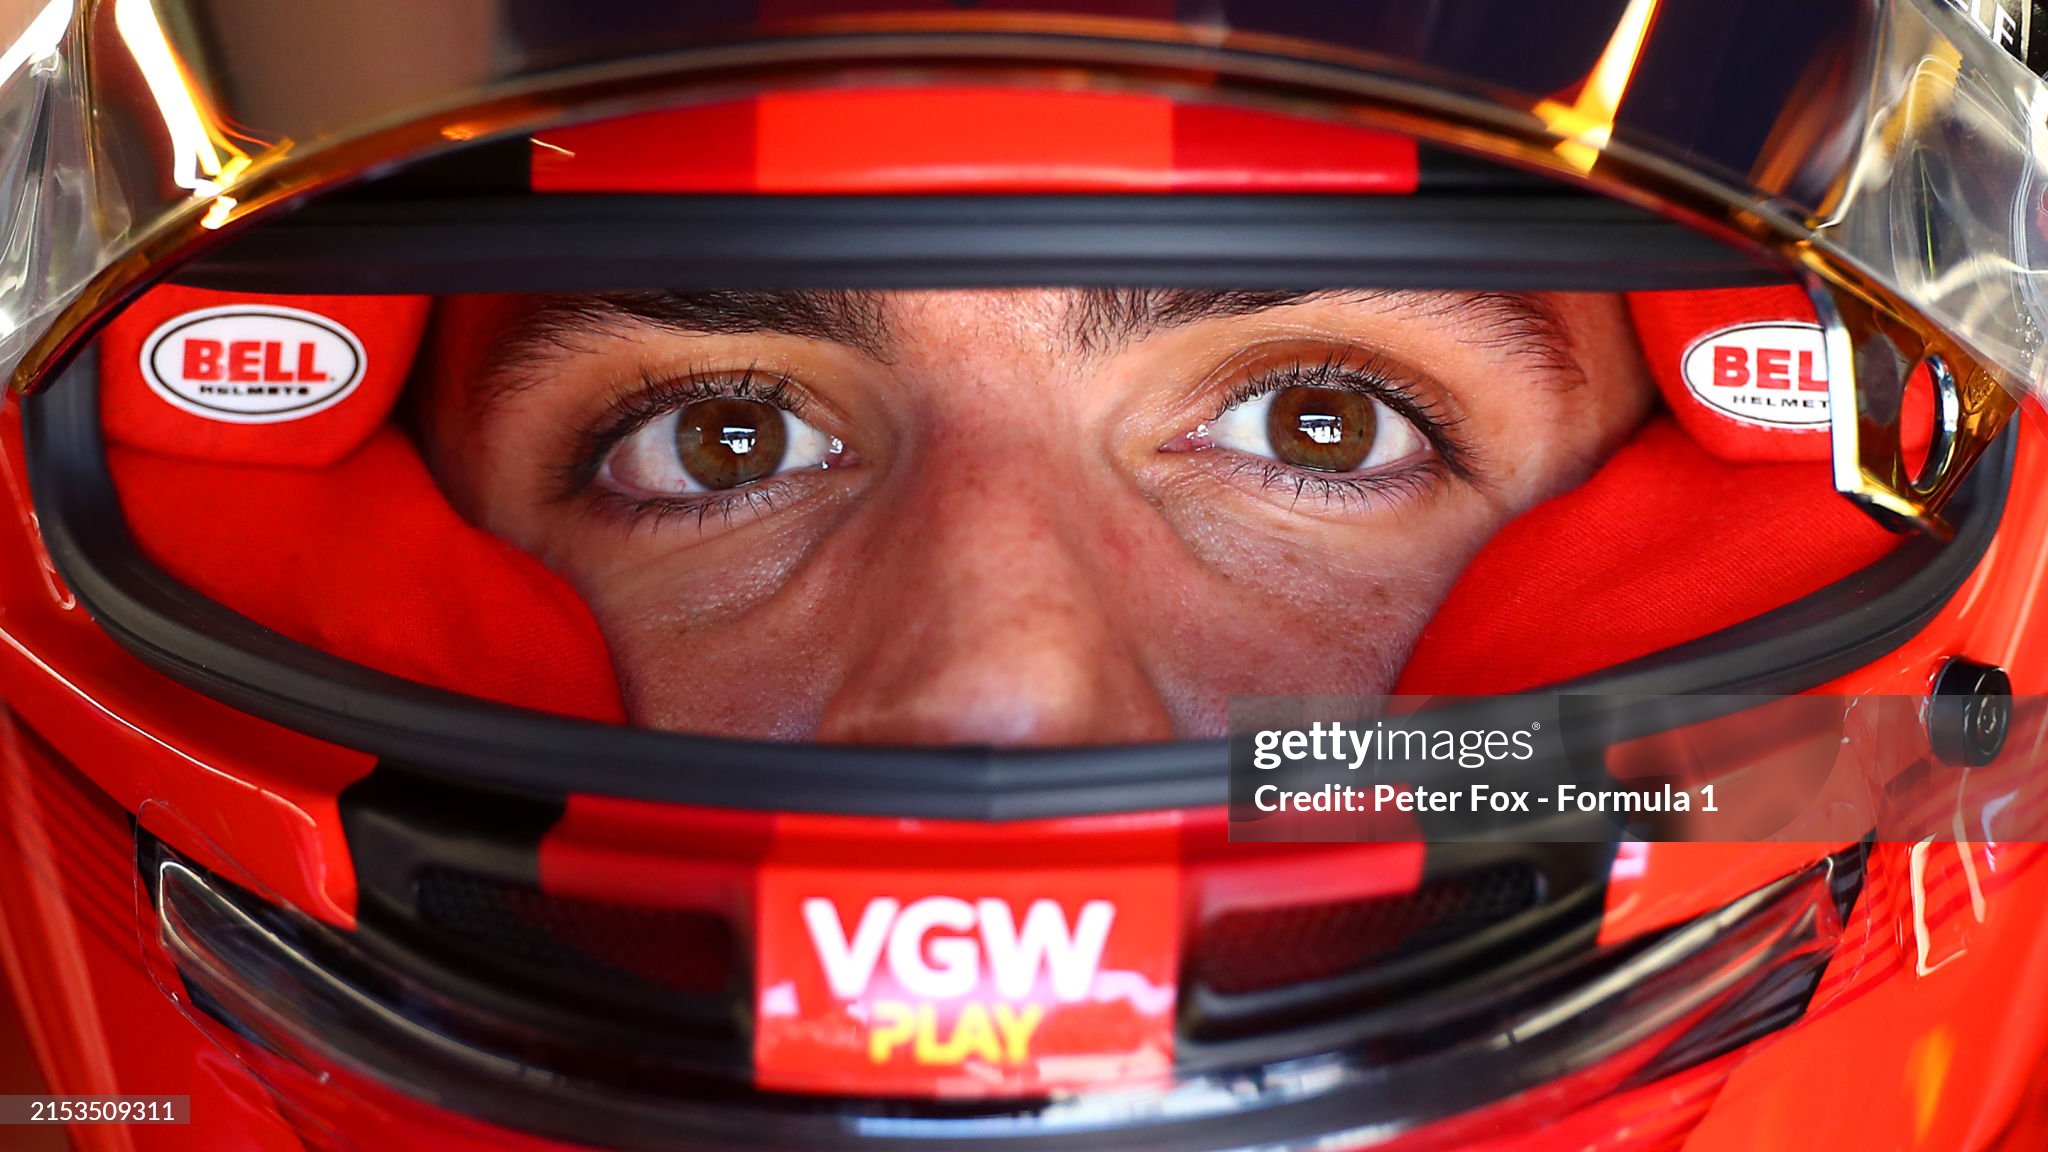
[755,87,1175,192]
[531,100,758,193]
[530,89,1421,194]
[1170,103,1418,192]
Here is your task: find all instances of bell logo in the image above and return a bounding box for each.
[141,305,366,423]
[803,896,1115,1002]
[1680,321,1831,430]
[180,337,329,384]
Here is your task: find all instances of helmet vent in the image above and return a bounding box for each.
[414,867,736,1000]
[1192,862,1542,997]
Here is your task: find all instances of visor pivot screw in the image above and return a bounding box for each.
[1929,659,2011,767]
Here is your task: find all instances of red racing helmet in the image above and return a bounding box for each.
[5,2,2048,1150]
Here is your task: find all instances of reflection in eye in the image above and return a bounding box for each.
[1207,385,1428,474]
[604,397,844,495]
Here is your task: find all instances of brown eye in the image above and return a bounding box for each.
[1195,379,1430,481]
[1264,386,1375,472]
[602,391,843,500]
[675,397,789,490]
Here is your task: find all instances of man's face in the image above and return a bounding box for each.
[423,289,1651,744]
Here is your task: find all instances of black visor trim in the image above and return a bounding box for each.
[169,192,1786,297]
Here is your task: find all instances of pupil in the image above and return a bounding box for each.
[1265,386,1374,472]
[676,397,789,489]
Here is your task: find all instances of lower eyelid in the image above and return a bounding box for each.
[1226,456,1445,510]
[588,468,828,533]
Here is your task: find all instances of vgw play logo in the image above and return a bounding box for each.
[804,896,1113,1064]
[755,868,1177,1096]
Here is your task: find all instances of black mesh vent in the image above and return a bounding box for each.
[414,867,735,998]
[1193,863,1541,995]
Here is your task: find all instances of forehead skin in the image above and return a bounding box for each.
[422,289,1651,744]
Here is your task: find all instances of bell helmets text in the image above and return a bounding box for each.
[140,305,366,423]
[1679,321,1832,430]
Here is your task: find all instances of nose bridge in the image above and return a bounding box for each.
[876,350,1110,598]
[879,428,1120,661]
[911,436,1094,601]
[812,424,1172,746]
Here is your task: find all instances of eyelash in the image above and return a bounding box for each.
[1207,352,1476,508]
[562,365,820,530]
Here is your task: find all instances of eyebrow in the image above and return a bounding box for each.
[481,286,1580,407]
[511,289,892,360]
[475,290,893,414]
[1067,288,1580,379]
